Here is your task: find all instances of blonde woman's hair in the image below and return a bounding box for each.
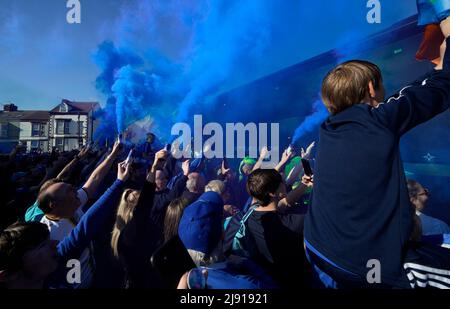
[111,189,140,259]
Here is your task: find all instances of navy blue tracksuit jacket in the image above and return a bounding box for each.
[305,37,450,287]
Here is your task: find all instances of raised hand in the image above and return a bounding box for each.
[301,174,314,188]
[117,161,131,182]
[281,148,293,163]
[441,15,450,38]
[111,138,124,156]
[171,139,180,158]
[154,149,168,163]
[221,159,231,176]
[259,146,269,160]
[182,159,191,176]
[77,145,90,160]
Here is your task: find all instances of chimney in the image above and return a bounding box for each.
[3,103,18,112]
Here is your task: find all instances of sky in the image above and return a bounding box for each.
[0,0,418,111]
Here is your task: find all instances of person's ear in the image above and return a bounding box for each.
[368,81,377,99]
[48,201,56,210]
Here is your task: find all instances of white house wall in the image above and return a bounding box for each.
[19,121,49,152]
[51,114,91,151]
[1,108,98,153]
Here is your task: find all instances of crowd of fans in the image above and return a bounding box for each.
[1,14,450,291]
[0,131,448,289]
[0,136,318,289]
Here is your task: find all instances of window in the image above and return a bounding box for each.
[59,103,68,113]
[64,120,70,134]
[64,138,70,151]
[55,138,64,150]
[32,123,40,137]
[31,140,39,149]
[56,120,64,134]
[56,120,71,135]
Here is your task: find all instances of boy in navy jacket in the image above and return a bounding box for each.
[304,17,450,288]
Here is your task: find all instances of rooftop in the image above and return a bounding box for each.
[50,99,100,113]
[0,110,50,122]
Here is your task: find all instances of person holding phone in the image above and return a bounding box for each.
[151,154,190,236]
[229,169,310,288]
[110,149,168,288]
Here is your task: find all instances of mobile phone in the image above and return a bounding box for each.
[165,143,171,152]
[301,158,313,176]
[150,235,197,289]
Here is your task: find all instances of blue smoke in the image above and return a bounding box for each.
[92,41,143,136]
[175,0,273,122]
[92,0,274,140]
[90,0,416,146]
[111,65,159,132]
[292,98,329,144]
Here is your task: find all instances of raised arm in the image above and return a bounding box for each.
[285,162,303,186]
[57,161,130,260]
[217,159,232,181]
[373,34,450,136]
[275,148,293,172]
[147,149,167,183]
[278,174,313,208]
[79,149,107,183]
[56,147,89,182]
[82,140,123,199]
[285,142,315,185]
[436,16,450,70]
[165,159,190,201]
[278,184,308,208]
[252,146,269,172]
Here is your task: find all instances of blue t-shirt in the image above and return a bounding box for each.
[24,201,44,222]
